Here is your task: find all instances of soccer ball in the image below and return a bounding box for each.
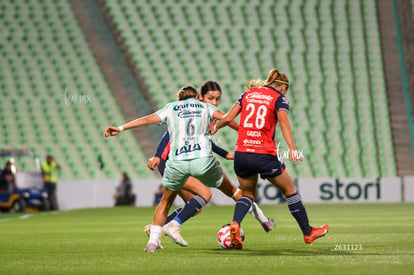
[217,223,245,249]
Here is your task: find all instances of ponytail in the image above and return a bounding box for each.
[245,69,289,90]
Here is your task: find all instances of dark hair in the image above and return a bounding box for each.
[177,85,198,100]
[200,81,222,97]
[122,172,130,181]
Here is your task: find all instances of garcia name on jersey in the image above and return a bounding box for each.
[235,86,289,156]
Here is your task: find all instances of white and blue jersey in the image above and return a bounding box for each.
[155,98,217,161]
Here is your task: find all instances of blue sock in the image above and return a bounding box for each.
[286,193,312,235]
[165,207,182,224]
[232,196,253,225]
[174,195,207,225]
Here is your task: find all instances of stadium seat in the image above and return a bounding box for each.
[0,0,154,179]
[0,0,398,178]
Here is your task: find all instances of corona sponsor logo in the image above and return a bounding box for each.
[173,103,204,111]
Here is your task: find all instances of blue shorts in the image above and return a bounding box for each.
[157,159,166,176]
[234,151,286,179]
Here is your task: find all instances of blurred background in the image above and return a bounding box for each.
[0,0,413,183]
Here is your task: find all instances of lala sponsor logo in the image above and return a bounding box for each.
[175,143,201,156]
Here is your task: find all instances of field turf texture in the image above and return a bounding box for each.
[0,203,413,274]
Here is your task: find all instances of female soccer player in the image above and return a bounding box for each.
[104,86,226,252]
[213,69,329,249]
[145,81,274,247]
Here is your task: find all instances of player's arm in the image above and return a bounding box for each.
[212,142,233,159]
[228,121,239,131]
[148,132,170,170]
[103,113,161,137]
[214,110,239,131]
[212,103,241,133]
[278,111,302,164]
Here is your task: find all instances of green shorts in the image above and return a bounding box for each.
[162,156,224,191]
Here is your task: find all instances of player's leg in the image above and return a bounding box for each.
[232,174,257,225]
[268,171,328,244]
[230,174,258,249]
[176,157,222,227]
[156,160,191,247]
[181,177,212,202]
[145,187,178,252]
[216,173,237,197]
[165,177,211,225]
[219,173,275,232]
[163,189,192,224]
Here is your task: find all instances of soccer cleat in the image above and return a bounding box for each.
[143,224,164,249]
[144,243,157,253]
[163,222,188,247]
[304,224,329,244]
[261,218,276,233]
[144,224,151,236]
[230,221,243,250]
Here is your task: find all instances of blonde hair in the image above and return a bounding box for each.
[177,85,198,100]
[245,69,289,90]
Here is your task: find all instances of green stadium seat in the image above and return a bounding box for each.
[0,0,154,179]
[2,0,392,178]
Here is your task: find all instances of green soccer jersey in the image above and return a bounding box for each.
[155,98,217,161]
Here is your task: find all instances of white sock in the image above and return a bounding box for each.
[149,225,162,245]
[248,202,268,224]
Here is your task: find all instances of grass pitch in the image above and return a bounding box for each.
[0,203,413,274]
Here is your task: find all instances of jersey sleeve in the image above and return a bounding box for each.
[155,104,170,123]
[154,131,170,158]
[206,103,218,118]
[275,96,289,112]
[236,93,246,106]
[212,142,229,158]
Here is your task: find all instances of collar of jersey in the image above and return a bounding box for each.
[263,85,284,97]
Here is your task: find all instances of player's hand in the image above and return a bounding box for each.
[210,128,217,135]
[225,153,234,160]
[103,126,121,137]
[289,149,304,164]
[147,157,161,170]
